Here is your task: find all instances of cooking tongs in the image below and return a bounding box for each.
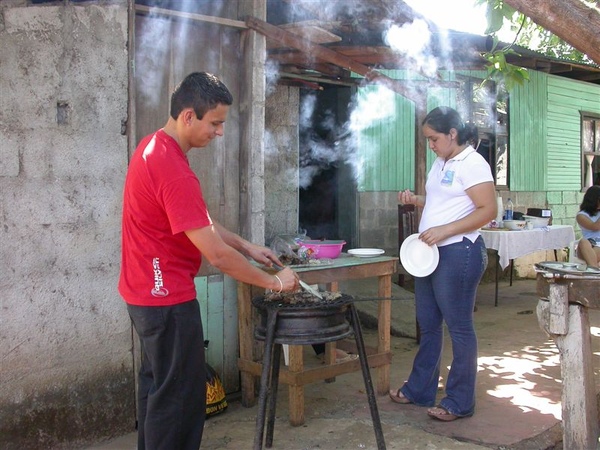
[272,264,323,299]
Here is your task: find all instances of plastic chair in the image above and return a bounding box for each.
[568,239,586,264]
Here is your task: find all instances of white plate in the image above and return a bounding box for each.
[348,248,385,258]
[541,262,563,269]
[399,234,439,277]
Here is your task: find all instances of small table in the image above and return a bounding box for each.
[480,225,575,306]
[237,254,398,426]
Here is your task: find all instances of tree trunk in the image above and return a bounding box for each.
[503,0,600,65]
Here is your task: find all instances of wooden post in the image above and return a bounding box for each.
[238,4,267,245]
[238,282,256,407]
[377,275,391,395]
[548,283,569,334]
[288,345,305,426]
[537,284,599,450]
[555,305,598,450]
[415,103,427,201]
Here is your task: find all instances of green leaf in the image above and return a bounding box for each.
[486,7,505,34]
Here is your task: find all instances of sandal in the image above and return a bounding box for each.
[427,405,459,422]
[388,388,412,404]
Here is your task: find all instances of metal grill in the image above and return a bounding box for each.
[252,292,354,310]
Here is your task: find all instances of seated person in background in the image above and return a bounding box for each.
[576,185,600,266]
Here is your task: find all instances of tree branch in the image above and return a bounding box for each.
[503,0,600,65]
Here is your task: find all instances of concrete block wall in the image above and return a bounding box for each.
[498,190,584,277]
[0,3,133,449]
[500,190,584,228]
[546,190,585,230]
[357,191,399,255]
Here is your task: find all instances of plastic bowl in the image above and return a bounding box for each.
[503,220,527,230]
[523,215,550,228]
[300,240,346,259]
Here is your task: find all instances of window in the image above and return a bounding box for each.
[581,113,600,189]
[457,79,509,188]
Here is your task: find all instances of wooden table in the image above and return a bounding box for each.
[481,225,575,306]
[536,265,600,449]
[237,254,398,426]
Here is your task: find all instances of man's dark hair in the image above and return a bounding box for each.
[170,72,233,120]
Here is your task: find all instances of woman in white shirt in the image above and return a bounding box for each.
[389,107,497,421]
[576,185,600,266]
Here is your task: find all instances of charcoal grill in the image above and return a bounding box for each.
[252,293,386,450]
[252,293,353,344]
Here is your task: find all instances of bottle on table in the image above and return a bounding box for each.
[505,198,514,220]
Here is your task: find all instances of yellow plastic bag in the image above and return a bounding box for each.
[204,340,228,419]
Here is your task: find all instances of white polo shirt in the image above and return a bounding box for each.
[419,146,494,247]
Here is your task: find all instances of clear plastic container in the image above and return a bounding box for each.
[505,198,514,221]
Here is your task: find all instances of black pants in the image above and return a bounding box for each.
[127,300,205,450]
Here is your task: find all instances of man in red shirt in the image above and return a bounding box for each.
[119,72,299,449]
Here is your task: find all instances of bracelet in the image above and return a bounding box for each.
[274,275,283,294]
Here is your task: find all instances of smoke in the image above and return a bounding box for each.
[300,94,317,130]
[134,0,499,191]
[348,86,396,135]
[135,1,226,107]
[265,59,281,97]
[299,93,340,189]
[264,128,296,159]
[135,15,171,108]
[299,83,398,189]
[384,19,440,78]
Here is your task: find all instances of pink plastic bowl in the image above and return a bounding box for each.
[300,240,346,259]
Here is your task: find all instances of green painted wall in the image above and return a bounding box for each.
[195,274,239,393]
[357,70,600,194]
[356,70,486,192]
[546,75,600,190]
[504,71,600,192]
[355,79,415,192]
[509,70,548,191]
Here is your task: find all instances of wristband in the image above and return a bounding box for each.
[274,275,283,294]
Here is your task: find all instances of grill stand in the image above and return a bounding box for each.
[253,302,386,450]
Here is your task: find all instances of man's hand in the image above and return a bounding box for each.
[245,243,283,267]
[274,266,299,293]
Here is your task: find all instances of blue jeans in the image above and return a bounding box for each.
[400,236,487,417]
[127,300,205,450]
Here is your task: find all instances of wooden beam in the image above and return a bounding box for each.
[579,73,600,82]
[135,5,247,29]
[246,15,423,102]
[278,79,324,90]
[267,21,342,49]
[279,72,358,87]
[246,16,370,74]
[503,0,600,65]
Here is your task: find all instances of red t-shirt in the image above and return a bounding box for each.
[118,130,212,306]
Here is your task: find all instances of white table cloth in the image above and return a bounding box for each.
[480,225,576,269]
